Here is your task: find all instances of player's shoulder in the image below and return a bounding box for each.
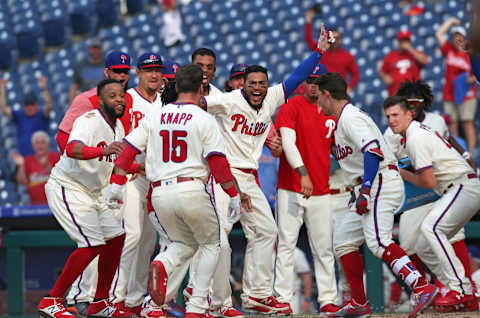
[407,121,430,142]
[425,112,446,124]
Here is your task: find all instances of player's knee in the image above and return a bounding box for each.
[365,240,386,258]
[263,225,278,242]
[124,230,142,248]
[420,222,434,237]
[334,243,359,258]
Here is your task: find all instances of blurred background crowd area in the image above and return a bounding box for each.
[0,0,477,207]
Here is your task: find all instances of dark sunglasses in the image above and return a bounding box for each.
[306,77,317,84]
[111,68,130,74]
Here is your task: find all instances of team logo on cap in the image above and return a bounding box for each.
[150,54,156,60]
[121,54,127,64]
[313,65,320,73]
[172,64,179,73]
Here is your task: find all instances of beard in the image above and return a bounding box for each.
[104,103,125,119]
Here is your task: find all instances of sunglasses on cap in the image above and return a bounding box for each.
[306,77,318,84]
[110,68,130,74]
[139,58,163,68]
[407,98,424,106]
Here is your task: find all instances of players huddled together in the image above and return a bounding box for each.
[35,12,480,318]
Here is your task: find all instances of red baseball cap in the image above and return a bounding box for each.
[397,30,412,41]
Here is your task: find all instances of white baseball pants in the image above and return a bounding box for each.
[232,169,278,301]
[416,177,480,294]
[111,176,157,307]
[334,169,404,259]
[274,189,337,307]
[151,178,221,313]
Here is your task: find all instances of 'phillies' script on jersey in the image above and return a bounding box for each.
[231,114,268,136]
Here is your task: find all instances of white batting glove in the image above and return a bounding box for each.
[228,194,242,225]
[104,183,125,209]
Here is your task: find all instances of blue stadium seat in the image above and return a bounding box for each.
[95,0,120,29]
[16,30,39,59]
[126,0,145,15]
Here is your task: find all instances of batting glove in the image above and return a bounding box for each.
[355,187,371,215]
[104,183,125,209]
[228,194,242,225]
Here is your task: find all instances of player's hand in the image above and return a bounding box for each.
[240,192,253,212]
[317,24,334,52]
[37,76,47,89]
[305,8,315,23]
[10,150,24,166]
[104,183,125,206]
[228,194,242,224]
[138,162,146,176]
[300,175,314,199]
[103,141,125,156]
[355,187,371,215]
[448,17,461,26]
[267,135,283,157]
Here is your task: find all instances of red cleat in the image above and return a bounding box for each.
[320,303,342,317]
[185,312,211,318]
[38,297,76,318]
[87,299,135,317]
[433,290,477,312]
[141,305,166,317]
[209,306,244,318]
[335,299,371,317]
[242,296,290,314]
[114,302,140,316]
[409,283,439,318]
[150,261,168,306]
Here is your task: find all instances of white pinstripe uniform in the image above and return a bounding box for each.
[332,104,404,260]
[110,88,162,307]
[403,121,480,294]
[45,109,125,255]
[125,101,225,313]
[204,85,286,304]
[384,112,465,283]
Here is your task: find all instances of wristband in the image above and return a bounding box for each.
[82,146,104,159]
[110,174,127,185]
[315,47,323,55]
[224,185,238,198]
[462,151,472,160]
[128,162,140,174]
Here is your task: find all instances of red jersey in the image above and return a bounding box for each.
[57,87,133,152]
[440,41,477,102]
[304,23,360,90]
[24,151,61,205]
[380,50,425,96]
[275,95,336,195]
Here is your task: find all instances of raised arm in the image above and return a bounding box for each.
[436,18,460,47]
[38,76,53,118]
[283,24,332,98]
[304,9,317,51]
[0,78,12,119]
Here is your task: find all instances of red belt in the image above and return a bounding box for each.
[354,165,399,185]
[152,177,194,187]
[443,173,477,194]
[330,186,352,195]
[238,168,257,175]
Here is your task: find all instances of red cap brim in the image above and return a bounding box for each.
[162,74,175,78]
[108,65,134,69]
[229,71,244,79]
[139,64,166,69]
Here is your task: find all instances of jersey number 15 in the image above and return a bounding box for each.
[160,130,188,163]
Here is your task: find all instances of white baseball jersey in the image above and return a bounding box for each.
[208,83,222,96]
[384,112,449,160]
[405,121,474,195]
[334,104,397,186]
[124,102,225,182]
[50,109,125,193]
[204,84,286,169]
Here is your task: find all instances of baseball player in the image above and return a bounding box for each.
[316,72,438,318]
[273,64,341,316]
[109,53,165,318]
[63,51,135,315]
[106,64,247,318]
[225,64,248,92]
[37,79,135,318]
[383,80,477,298]
[202,24,332,314]
[384,95,480,312]
[57,51,134,153]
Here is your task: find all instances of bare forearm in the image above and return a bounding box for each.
[408,48,429,65]
[16,165,27,185]
[0,85,12,118]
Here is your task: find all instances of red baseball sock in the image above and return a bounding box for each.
[452,240,472,280]
[49,246,102,297]
[389,281,403,304]
[340,251,367,304]
[409,254,426,278]
[382,243,427,289]
[94,234,125,299]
